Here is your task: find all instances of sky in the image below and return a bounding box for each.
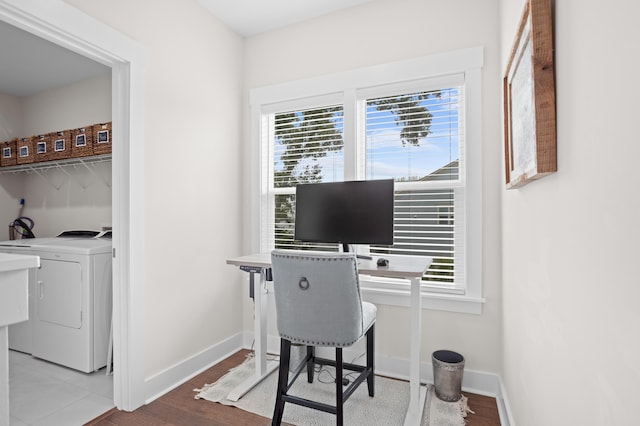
[274,87,461,184]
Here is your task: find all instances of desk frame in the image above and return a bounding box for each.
[227,252,432,425]
[227,264,279,402]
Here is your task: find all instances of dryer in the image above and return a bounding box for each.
[31,237,112,373]
[0,236,81,353]
[0,233,112,373]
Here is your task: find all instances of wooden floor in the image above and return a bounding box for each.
[87,350,500,426]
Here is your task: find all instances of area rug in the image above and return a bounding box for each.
[194,355,472,425]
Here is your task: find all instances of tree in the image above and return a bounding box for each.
[369,91,441,146]
[273,107,343,188]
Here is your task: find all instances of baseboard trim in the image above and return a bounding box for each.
[244,331,504,397]
[250,331,513,424]
[143,332,513,426]
[496,376,515,426]
[143,333,243,404]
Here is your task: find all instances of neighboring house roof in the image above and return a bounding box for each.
[419,159,459,182]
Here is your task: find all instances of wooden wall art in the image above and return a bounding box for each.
[503,0,556,189]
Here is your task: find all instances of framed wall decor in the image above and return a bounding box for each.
[503,0,556,189]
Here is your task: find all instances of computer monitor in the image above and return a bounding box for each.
[294,179,394,251]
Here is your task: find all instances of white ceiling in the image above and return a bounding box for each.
[0,0,375,97]
[0,20,110,97]
[198,0,376,36]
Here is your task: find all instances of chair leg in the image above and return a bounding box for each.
[272,339,291,426]
[306,345,315,383]
[335,347,344,426]
[366,324,375,397]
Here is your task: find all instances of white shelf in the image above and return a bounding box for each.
[0,154,111,175]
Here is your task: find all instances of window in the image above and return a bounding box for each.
[251,48,484,314]
[361,84,464,289]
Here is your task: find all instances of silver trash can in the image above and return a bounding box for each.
[432,350,465,402]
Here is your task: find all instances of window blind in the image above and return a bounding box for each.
[272,105,344,188]
[271,104,344,251]
[364,87,464,285]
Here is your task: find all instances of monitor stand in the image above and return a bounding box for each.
[342,243,372,260]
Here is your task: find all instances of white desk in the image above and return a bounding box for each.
[0,253,40,426]
[227,251,432,425]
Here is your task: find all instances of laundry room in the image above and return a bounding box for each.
[0,19,116,423]
[0,77,113,238]
[0,21,112,238]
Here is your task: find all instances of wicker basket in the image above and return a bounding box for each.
[32,134,52,163]
[93,122,112,155]
[0,139,18,167]
[16,137,34,164]
[71,126,94,158]
[48,130,72,161]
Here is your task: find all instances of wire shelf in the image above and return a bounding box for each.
[0,154,112,175]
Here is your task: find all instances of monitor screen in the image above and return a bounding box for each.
[294,179,394,247]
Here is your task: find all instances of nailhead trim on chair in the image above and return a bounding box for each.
[279,332,364,348]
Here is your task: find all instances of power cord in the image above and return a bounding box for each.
[312,351,367,386]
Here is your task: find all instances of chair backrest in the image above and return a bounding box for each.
[271,250,365,347]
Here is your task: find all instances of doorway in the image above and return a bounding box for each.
[0,0,146,413]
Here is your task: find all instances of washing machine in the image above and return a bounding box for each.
[0,232,112,373]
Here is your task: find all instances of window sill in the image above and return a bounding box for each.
[360,284,484,314]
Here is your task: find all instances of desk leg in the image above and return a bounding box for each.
[404,276,427,426]
[228,271,278,401]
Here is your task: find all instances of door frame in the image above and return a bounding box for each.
[0,0,146,410]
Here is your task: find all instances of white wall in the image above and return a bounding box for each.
[19,161,112,237]
[0,92,24,240]
[22,74,111,135]
[0,91,23,140]
[500,0,640,424]
[243,0,504,375]
[64,0,245,378]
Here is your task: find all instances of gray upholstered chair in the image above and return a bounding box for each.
[270,250,376,426]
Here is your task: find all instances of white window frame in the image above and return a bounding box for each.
[250,47,485,314]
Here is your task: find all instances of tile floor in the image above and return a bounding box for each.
[9,350,114,426]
